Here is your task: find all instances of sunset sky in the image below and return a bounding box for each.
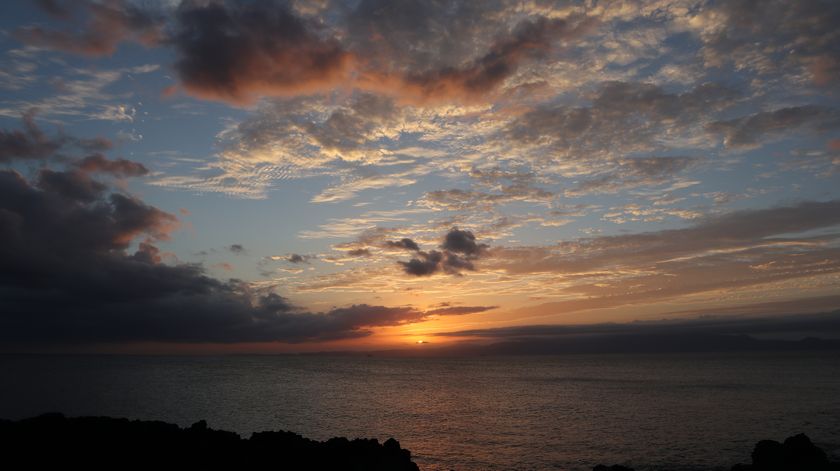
[1,0,839,352]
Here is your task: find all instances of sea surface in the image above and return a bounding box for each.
[1,352,839,470]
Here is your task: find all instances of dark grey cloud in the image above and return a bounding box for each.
[380,15,594,103]
[424,305,497,316]
[34,0,73,19]
[504,81,738,170]
[345,1,596,102]
[513,81,738,144]
[435,310,840,340]
[37,168,107,202]
[344,0,499,73]
[707,106,840,148]
[170,0,350,104]
[16,0,164,56]
[385,238,420,251]
[0,111,113,164]
[287,253,316,263]
[0,167,472,345]
[427,310,840,355]
[591,81,736,120]
[696,0,840,87]
[228,244,245,254]
[567,156,700,195]
[0,110,63,163]
[399,250,444,276]
[442,228,487,256]
[0,122,476,346]
[75,154,148,177]
[398,228,488,276]
[18,0,595,105]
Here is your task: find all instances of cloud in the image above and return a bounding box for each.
[428,310,840,354]
[151,92,414,200]
[286,253,315,264]
[0,110,63,163]
[0,111,115,164]
[75,154,148,177]
[0,65,154,123]
[566,156,701,196]
[506,81,738,151]
[399,250,445,276]
[18,1,596,106]
[707,106,840,148]
[419,184,555,211]
[358,15,596,103]
[494,199,840,276]
[0,123,479,346]
[311,172,418,203]
[398,228,488,276]
[36,168,108,202]
[16,0,164,56]
[228,244,245,254]
[170,0,594,104]
[0,163,472,345]
[385,238,420,251]
[441,228,487,256]
[170,0,352,105]
[346,248,371,257]
[435,310,840,341]
[424,305,497,316]
[689,0,840,87]
[304,93,398,154]
[479,200,840,313]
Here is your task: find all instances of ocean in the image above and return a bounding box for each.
[1,351,839,470]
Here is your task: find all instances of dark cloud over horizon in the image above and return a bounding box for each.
[425,309,840,355]
[0,122,477,346]
[434,309,840,340]
[0,163,477,345]
[4,0,840,348]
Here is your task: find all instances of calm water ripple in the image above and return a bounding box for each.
[1,351,839,470]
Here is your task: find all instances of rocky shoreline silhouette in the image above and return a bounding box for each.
[594,433,840,471]
[0,413,418,470]
[1,414,838,470]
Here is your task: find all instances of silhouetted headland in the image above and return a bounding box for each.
[0,413,419,470]
[3,414,839,470]
[594,433,840,471]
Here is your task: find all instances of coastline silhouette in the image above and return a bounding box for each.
[594,433,840,471]
[2,414,838,470]
[0,413,419,470]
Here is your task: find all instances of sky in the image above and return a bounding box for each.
[0,0,839,353]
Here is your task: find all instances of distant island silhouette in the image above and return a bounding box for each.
[2,414,838,470]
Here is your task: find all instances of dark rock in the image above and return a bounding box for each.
[752,439,785,470]
[0,413,419,471]
[731,433,840,471]
[783,433,830,469]
[593,465,635,471]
